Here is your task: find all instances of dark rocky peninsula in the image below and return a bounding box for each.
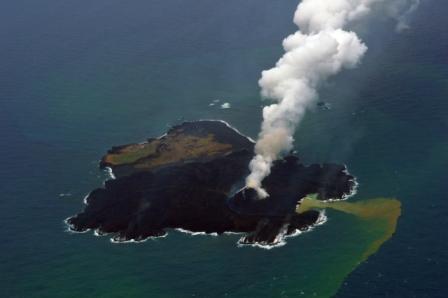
[66,120,356,247]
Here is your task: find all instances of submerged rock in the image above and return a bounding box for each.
[67,120,356,247]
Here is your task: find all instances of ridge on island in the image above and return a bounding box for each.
[66,120,356,247]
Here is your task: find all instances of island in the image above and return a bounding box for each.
[66,120,358,247]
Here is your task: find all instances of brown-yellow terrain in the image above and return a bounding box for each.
[102,132,233,171]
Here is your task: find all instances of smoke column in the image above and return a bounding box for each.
[246,0,419,198]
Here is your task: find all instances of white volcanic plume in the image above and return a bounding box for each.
[246,0,419,198]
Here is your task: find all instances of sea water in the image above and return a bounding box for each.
[0,0,447,297]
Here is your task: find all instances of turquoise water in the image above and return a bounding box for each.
[1,0,447,297]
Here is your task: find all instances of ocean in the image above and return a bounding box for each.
[1,0,447,297]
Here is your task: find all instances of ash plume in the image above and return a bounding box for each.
[246,0,419,198]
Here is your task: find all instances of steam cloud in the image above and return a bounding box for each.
[246,0,419,198]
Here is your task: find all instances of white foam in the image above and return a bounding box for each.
[315,165,359,202]
[220,102,231,109]
[110,232,168,244]
[314,210,328,226]
[63,217,91,234]
[340,166,359,200]
[205,119,256,143]
[163,119,256,144]
[63,216,166,243]
[237,210,328,249]
[111,237,150,244]
[343,179,359,200]
[237,223,289,250]
[175,228,218,237]
[82,193,91,205]
[65,228,91,234]
[93,229,113,237]
[104,167,116,180]
[237,239,287,250]
[207,99,221,107]
[284,228,303,238]
[58,193,72,198]
[222,231,244,235]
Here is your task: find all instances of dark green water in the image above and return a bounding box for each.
[1,0,447,297]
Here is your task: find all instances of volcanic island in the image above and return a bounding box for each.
[66,120,398,248]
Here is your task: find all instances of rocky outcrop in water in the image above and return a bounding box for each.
[67,120,355,247]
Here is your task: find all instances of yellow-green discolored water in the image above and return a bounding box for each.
[291,196,402,297]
